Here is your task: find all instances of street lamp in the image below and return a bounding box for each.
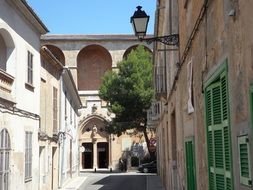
[130,6,179,46]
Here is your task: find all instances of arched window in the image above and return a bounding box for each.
[0,128,11,190]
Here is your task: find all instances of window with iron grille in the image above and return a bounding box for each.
[53,87,58,133]
[27,51,33,85]
[0,129,11,190]
[25,132,32,180]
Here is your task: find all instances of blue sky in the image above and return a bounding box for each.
[27,0,156,35]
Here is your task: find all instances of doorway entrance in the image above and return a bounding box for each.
[97,142,108,168]
[82,143,93,169]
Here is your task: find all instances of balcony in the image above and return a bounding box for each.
[154,65,167,100]
[147,102,161,128]
[0,69,15,104]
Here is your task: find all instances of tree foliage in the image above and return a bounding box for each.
[99,45,154,136]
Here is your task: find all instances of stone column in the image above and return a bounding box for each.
[79,142,83,171]
[93,139,97,170]
[109,135,112,170]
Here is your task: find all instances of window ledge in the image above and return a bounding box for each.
[25,83,35,92]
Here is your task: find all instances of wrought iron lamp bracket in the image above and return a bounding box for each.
[141,34,179,46]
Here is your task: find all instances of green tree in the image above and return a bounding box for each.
[99,45,155,157]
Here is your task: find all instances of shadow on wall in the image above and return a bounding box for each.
[118,142,151,172]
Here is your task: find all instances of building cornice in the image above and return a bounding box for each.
[41,34,154,41]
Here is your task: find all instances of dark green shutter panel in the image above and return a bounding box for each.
[205,71,233,190]
[185,140,196,190]
[238,135,252,187]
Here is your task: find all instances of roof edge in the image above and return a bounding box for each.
[8,0,49,34]
[41,34,154,41]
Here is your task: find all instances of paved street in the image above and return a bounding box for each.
[78,172,161,190]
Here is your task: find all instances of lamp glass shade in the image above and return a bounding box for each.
[131,17,149,39]
[131,6,150,39]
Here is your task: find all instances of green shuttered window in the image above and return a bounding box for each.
[238,135,252,187]
[185,139,197,190]
[205,70,233,190]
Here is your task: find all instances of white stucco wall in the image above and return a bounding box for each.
[0,1,45,190]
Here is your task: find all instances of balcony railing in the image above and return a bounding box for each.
[0,69,14,103]
[147,102,161,128]
[154,65,167,99]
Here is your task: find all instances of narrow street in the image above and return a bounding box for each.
[78,172,163,190]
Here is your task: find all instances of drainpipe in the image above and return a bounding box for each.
[58,75,65,188]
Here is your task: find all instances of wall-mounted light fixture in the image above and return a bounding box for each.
[130,6,179,46]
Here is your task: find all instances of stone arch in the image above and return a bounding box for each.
[43,44,65,65]
[77,45,112,91]
[0,28,15,71]
[79,115,110,169]
[80,115,109,139]
[123,44,152,60]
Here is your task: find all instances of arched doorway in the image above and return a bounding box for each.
[79,116,110,170]
[82,142,93,169]
[0,129,11,190]
[97,142,109,168]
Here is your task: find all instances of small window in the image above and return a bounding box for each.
[27,51,33,85]
[238,135,252,187]
[25,132,32,180]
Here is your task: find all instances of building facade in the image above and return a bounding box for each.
[39,46,62,190]
[0,0,48,189]
[41,35,153,171]
[152,0,253,190]
[40,45,82,189]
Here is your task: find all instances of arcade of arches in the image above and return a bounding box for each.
[40,37,153,171]
[77,45,112,91]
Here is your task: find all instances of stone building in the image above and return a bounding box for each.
[39,46,82,189]
[41,35,153,171]
[152,0,253,190]
[0,0,48,189]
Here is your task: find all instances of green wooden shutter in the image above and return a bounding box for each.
[238,135,252,187]
[205,71,233,190]
[185,139,197,190]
